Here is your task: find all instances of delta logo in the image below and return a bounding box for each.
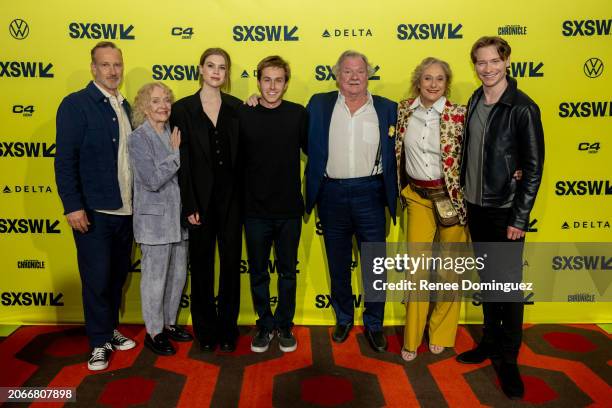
[322,28,373,38]
[0,142,55,158]
[559,101,612,118]
[68,22,135,40]
[0,61,53,78]
[509,61,544,78]
[397,23,463,40]
[152,65,199,81]
[314,64,381,81]
[2,185,53,194]
[232,25,299,42]
[561,220,610,229]
[555,180,612,196]
[562,19,611,36]
[0,218,61,234]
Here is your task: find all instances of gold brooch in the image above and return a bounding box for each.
[388,125,395,137]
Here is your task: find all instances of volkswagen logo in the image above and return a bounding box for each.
[583,58,604,78]
[9,19,29,40]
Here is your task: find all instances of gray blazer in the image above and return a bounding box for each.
[128,120,187,245]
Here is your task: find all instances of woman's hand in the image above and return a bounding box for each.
[187,211,201,225]
[170,126,181,150]
[244,94,260,107]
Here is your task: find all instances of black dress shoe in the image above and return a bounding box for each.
[144,333,176,356]
[199,337,217,352]
[365,329,387,353]
[332,323,353,343]
[456,345,490,364]
[219,339,236,353]
[498,362,524,400]
[164,325,194,342]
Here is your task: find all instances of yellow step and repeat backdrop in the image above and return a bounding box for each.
[1,1,611,326]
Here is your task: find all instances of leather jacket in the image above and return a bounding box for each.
[460,76,545,230]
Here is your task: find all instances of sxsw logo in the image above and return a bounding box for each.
[12,105,35,117]
[578,142,600,153]
[561,220,610,229]
[509,62,544,78]
[0,219,61,234]
[2,185,53,194]
[322,28,373,38]
[498,25,527,36]
[239,259,300,274]
[0,142,55,157]
[171,27,193,39]
[559,101,612,117]
[0,62,53,78]
[552,255,612,270]
[232,25,299,42]
[315,294,363,309]
[314,65,381,81]
[9,19,29,40]
[151,65,199,81]
[555,180,612,196]
[397,23,463,40]
[0,292,64,306]
[584,58,604,78]
[17,259,46,269]
[68,22,135,40]
[562,19,611,36]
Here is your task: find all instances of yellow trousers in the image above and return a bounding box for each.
[402,185,469,351]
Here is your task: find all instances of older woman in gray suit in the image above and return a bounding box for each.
[129,82,193,355]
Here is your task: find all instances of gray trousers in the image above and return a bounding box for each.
[140,240,188,336]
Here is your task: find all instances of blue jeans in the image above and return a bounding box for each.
[245,217,301,331]
[317,176,387,331]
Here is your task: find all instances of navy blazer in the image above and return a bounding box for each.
[305,91,398,219]
[55,81,132,214]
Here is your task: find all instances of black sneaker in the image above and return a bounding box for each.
[278,328,297,352]
[111,329,136,351]
[250,328,273,353]
[87,342,113,371]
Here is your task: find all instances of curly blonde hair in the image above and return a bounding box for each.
[131,82,175,128]
[409,57,452,98]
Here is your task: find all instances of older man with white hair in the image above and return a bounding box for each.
[305,50,398,352]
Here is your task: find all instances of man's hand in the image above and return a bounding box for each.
[66,209,90,233]
[187,211,201,225]
[244,94,260,107]
[507,226,525,240]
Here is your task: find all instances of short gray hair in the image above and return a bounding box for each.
[331,50,376,80]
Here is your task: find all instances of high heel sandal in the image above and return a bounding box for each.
[401,348,417,361]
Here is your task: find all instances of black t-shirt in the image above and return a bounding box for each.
[238,100,308,218]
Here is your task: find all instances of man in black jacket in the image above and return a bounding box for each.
[456,36,544,400]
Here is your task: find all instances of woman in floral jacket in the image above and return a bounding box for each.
[395,57,468,361]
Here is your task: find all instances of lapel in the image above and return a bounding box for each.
[222,93,239,167]
[143,120,171,156]
[372,95,387,157]
[322,91,338,160]
[186,91,212,163]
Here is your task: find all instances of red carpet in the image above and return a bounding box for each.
[1,324,610,407]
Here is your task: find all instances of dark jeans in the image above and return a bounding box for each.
[73,211,133,348]
[245,217,301,331]
[467,202,525,363]
[189,191,242,343]
[318,176,387,331]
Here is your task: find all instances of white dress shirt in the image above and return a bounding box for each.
[404,96,445,181]
[94,82,133,215]
[326,92,381,179]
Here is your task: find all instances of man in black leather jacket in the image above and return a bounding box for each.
[456,36,544,400]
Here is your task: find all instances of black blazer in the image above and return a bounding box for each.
[170,91,242,218]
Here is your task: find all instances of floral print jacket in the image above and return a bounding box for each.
[395,98,467,225]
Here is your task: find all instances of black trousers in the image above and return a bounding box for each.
[189,187,242,343]
[73,211,133,348]
[467,203,524,364]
